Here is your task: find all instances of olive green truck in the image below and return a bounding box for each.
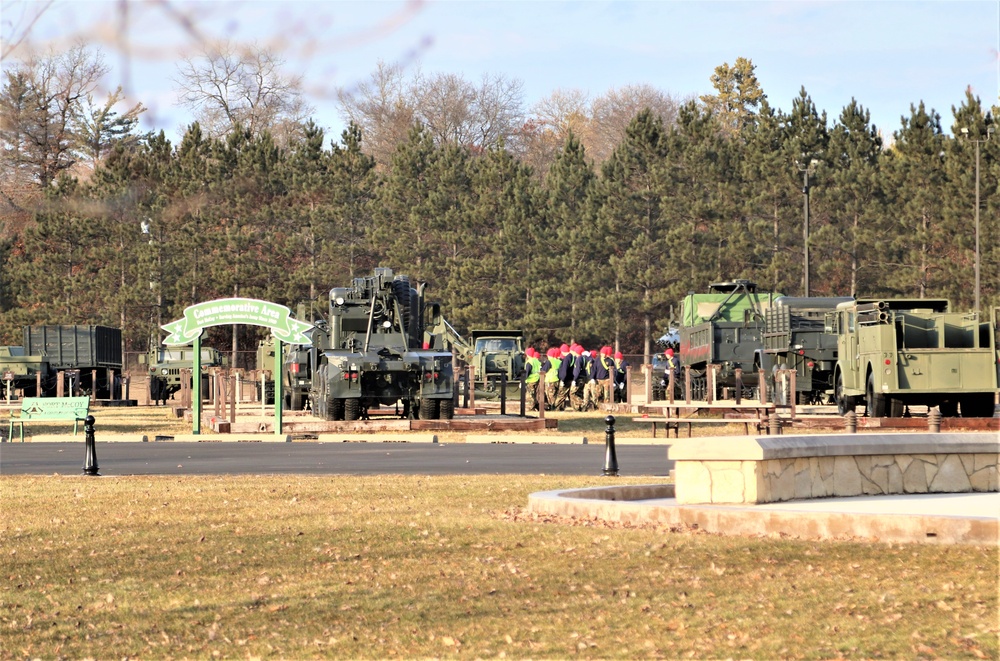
[829,299,999,417]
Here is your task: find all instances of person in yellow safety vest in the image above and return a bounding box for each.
[523,347,542,411]
[544,347,562,411]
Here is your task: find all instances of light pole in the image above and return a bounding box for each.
[960,126,994,314]
[796,157,819,297]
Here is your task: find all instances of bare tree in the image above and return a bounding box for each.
[339,64,525,165]
[337,60,416,168]
[174,41,313,145]
[414,71,524,152]
[589,84,684,164]
[519,88,590,174]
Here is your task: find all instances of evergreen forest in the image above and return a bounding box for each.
[2,51,998,362]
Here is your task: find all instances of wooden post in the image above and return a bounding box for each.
[684,366,691,405]
[229,371,237,422]
[789,369,797,419]
[468,366,476,409]
[734,368,743,405]
[91,369,98,402]
[625,365,632,405]
[643,363,652,405]
[758,369,768,405]
[57,371,65,398]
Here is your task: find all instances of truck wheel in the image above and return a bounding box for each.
[419,398,439,420]
[345,398,361,421]
[439,398,455,420]
[290,390,303,411]
[960,394,994,418]
[866,373,886,417]
[888,397,904,418]
[938,400,958,417]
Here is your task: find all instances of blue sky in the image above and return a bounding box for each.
[3,0,998,143]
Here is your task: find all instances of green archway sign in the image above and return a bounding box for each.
[161,298,313,435]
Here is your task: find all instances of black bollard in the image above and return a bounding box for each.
[602,414,619,477]
[82,415,99,476]
[500,372,507,416]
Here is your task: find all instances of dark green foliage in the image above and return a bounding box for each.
[3,78,996,360]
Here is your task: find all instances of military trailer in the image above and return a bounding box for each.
[828,299,999,417]
[1,325,123,398]
[141,343,226,403]
[677,280,783,400]
[309,268,454,421]
[757,296,853,405]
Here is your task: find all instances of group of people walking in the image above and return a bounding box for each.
[522,344,630,412]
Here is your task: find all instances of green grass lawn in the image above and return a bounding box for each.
[2,474,996,659]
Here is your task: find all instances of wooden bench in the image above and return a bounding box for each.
[634,416,767,438]
[6,396,90,442]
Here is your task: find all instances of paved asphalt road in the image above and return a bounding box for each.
[0,442,672,477]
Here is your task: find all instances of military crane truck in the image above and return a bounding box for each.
[309,268,455,421]
[678,280,783,400]
[0,325,122,398]
[829,299,999,417]
[423,308,525,399]
[757,296,854,405]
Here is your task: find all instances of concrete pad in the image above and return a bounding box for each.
[316,433,438,443]
[528,486,1000,545]
[465,434,588,444]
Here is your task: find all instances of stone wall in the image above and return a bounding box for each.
[669,434,1000,505]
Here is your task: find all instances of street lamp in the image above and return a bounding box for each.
[796,156,819,297]
[960,126,994,314]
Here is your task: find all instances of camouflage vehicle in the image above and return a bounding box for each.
[678,280,783,400]
[828,299,999,417]
[255,336,313,410]
[757,296,853,405]
[309,268,454,421]
[141,343,226,403]
[0,326,123,398]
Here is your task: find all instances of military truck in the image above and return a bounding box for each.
[0,325,123,398]
[757,296,853,405]
[309,268,455,421]
[828,299,999,417]
[255,335,313,410]
[677,280,783,400]
[141,343,226,403]
[424,311,525,399]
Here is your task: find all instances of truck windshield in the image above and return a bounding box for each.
[475,339,519,352]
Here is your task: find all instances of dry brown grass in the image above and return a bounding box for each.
[2,474,997,659]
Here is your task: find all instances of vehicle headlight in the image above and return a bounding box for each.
[161,368,169,376]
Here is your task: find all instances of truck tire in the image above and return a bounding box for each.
[835,373,855,415]
[960,394,994,418]
[939,400,958,417]
[888,397,905,418]
[866,373,886,417]
[439,398,455,420]
[419,398,439,420]
[345,398,361,421]
[392,277,412,340]
[290,390,303,411]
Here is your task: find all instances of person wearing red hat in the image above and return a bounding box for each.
[554,343,576,411]
[523,348,542,411]
[544,347,562,410]
[568,344,587,411]
[613,350,630,403]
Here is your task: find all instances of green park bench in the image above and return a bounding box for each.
[6,396,90,442]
